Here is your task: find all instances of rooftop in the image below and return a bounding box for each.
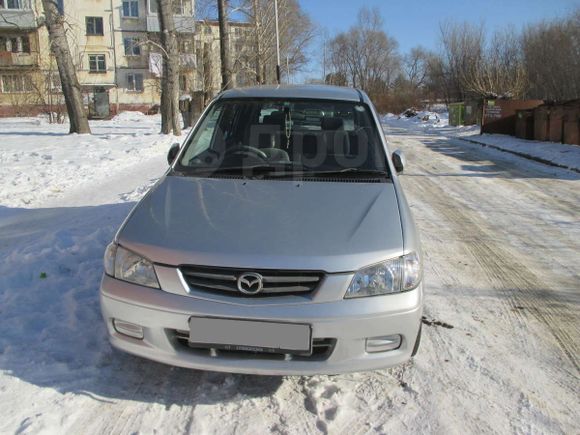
[219,85,364,102]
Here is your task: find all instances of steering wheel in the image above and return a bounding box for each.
[223,145,268,161]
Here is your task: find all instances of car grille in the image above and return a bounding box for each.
[179,266,324,297]
[171,329,336,362]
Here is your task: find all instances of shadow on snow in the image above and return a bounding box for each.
[0,203,283,408]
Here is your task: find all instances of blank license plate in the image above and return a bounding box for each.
[189,317,312,354]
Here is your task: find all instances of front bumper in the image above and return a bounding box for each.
[100,274,423,375]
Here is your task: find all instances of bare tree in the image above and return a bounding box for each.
[252,0,262,83]
[437,22,485,101]
[404,47,430,90]
[217,0,233,89]
[240,0,314,84]
[156,0,181,135]
[41,0,90,134]
[437,22,528,100]
[522,8,580,100]
[327,7,400,99]
[463,29,527,98]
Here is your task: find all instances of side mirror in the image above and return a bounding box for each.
[167,143,180,165]
[392,149,406,173]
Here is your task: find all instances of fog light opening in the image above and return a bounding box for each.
[113,319,144,340]
[366,334,401,353]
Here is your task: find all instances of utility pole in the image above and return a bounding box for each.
[217,0,232,90]
[274,0,281,84]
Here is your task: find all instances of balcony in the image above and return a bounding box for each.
[0,51,38,67]
[0,9,37,29]
[146,15,195,33]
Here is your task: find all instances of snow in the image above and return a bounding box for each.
[459,134,580,172]
[0,114,180,207]
[1,114,579,434]
[385,111,580,172]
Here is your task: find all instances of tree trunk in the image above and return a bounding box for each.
[217,0,232,90]
[157,0,181,136]
[252,0,262,84]
[41,0,90,134]
[203,42,212,105]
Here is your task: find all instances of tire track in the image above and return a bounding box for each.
[409,162,579,375]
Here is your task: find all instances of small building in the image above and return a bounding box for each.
[448,102,464,126]
[562,100,580,146]
[515,109,535,140]
[464,100,482,125]
[534,100,580,145]
[481,99,544,136]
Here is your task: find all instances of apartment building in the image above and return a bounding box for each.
[0,0,255,118]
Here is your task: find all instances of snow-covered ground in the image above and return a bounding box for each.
[1,114,579,434]
[386,111,580,172]
[0,112,182,207]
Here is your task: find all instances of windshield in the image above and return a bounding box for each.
[176,99,388,177]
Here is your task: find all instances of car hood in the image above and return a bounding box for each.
[118,176,403,273]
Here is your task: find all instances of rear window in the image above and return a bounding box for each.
[178,99,387,175]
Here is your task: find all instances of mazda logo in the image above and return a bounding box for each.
[237,272,263,295]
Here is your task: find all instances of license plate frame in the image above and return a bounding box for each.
[188,316,313,355]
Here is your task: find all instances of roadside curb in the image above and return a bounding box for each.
[456,137,580,174]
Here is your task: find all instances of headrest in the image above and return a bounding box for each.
[263,111,284,124]
[321,117,344,131]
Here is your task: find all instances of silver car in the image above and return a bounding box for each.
[100,85,423,375]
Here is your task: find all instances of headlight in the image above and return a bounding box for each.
[345,252,422,298]
[104,242,117,276]
[103,243,160,289]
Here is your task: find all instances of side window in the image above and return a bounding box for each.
[122,0,139,17]
[124,37,141,56]
[89,54,106,72]
[86,17,104,36]
[127,73,143,92]
[179,105,224,165]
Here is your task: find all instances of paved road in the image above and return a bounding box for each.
[1,123,578,434]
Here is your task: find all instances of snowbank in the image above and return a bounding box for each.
[0,114,183,207]
[394,109,449,128]
[459,134,580,172]
[110,110,151,123]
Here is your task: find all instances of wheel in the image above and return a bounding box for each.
[411,323,422,357]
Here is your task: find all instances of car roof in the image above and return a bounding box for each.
[219,85,365,103]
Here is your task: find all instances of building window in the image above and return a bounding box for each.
[48,72,61,92]
[203,25,211,35]
[122,0,139,17]
[179,39,193,53]
[127,73,144,92]
[179,74,187,91]
[0,0,28,10]
[173,0,184,15]
[0,36,30,53]
[86,17,104,36]
[1,74,32,93]
[88,54,106,72]
[123,37,141,56]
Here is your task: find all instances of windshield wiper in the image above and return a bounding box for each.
[182,163,307,177]
[270,168,390,178]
